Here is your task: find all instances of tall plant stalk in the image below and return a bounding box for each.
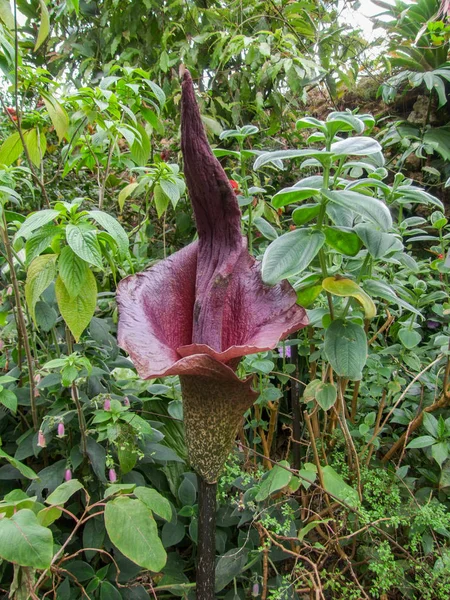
[196,477,217,599]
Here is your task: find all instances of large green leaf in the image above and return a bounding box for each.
[46,479,84,506]
[322,466,359,507]
[43,95,69,142]
[324,319,367,380]
[16,209,59,240]
[272,186,320,208]
[322,277,376,318]
[0,132,23,166]
[34,0,50,51]
[323,226,362,256]
[55,271,97,342]
[25,254,57,322]
[253,148,332,170]
[354,224,403,258]
[262,229,325,285]
[323,189,392,231]
[134,487,172,522]
[66,224,103,269]
[330,136,381,156]
[0,509,53,569]
[58,246,91,298]
[255,461,292,501]
[105,496,166,572]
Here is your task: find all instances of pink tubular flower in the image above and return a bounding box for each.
[37,430,46,448]
[104,398,111,411]
[108,468,117,483]
[117,70,307,483]
[123,396,130,407]
[64,469,72,481]
[57,422,65,437]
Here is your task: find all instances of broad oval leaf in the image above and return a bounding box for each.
[322,189,392,231]
[255,461,292,501]
[253,216,278,240]
[354,224,403,259]
[46,479,84,506]
[25,254,57,322]
[330,136,382,157]
[55,271,97,342]
[58,246,90,298]
[315,383,337,411]
[105,496,166,572]
[262,229,326,285]
[292,204,321,226]
[323,226,362,257]
[322,277,376,318]
[16,209,59,240]
[88,210,129,258]
[66,224,103,269]
[324,319,367,380]
[0,509,53,569]
[253,148,332,170]
[134,487,172,522]
[272,187,320,208]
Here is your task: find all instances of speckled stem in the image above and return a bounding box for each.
[196,477,217,599]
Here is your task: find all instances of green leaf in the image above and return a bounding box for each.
[0,0,14,29]
[46,479,84,506]
[16,209,59,240]
[322,466,359,507]
[215,549,248,593]
[25,254,57,322]
[87,210,129,258]
[253,217,278,240]
[272,187,321,208]
[296,284,322,307]
[105,496,166,572]
[315,383,337,411]
[0,132,23,166]
[0,388,17,413]
[254,148,332,170]
[363,279,423,318]
[58,246,91,298]
[406,436,436,449]
[25,224,60,264]
[0,448,38,479]
[159,179,181,208]
[255,461,292,501]
[66,224,103,269]
[323,226,362,257]
[262,229,325,285]
[134,487,172,521]
[34,0,50,51]
[130,123,150,166]
[322,277,376,318]
[154,183,169,218]
[43,96,69,142]
[103,483,137,499]
[330,136,381,156]
[292,204,321,226]
[178,477,196,506]
[55,272,97,342]
[37,506,62,527]
[324,319,367,380]
[432,442,449,468]
[100,581,122,600]
[23,128,46,167]
[118,446,137,474]
[323,190,392,231]
[0,509,53,569]
[398,328,421,349]
[354,224,403,259]
[118,182,139,212]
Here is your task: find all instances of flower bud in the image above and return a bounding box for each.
[123,396,130,407]
[109,468,117,483]
[104,398,111,411]
[37,430,46,448]
[64,469,72,481]
[252,582,259,597]
[57,422,65,437]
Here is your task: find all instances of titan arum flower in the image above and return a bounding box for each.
[117,70,307,484]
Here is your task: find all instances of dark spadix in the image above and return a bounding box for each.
[117,70,307,483]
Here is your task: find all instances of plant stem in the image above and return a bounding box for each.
[1,212,38,430]
[196,476,217,600]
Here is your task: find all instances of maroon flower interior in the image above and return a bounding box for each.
[117,70,307,383]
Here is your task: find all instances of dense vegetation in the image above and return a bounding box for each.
[0,0,449,598]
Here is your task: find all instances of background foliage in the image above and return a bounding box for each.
[0,0,449,598]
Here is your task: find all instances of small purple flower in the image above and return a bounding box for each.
[64,469,72,481]
[426,320,440,330]
[37,430,46,448]
[252,582,259,597]
[278,344,291,358]
[123,396,130,407]
[104,398,111,411]
[57,422,65,437]
[109,468,117,483]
